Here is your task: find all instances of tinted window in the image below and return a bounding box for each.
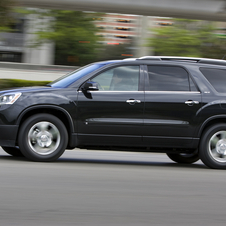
[200,68,226,93]
[92,66,140,91]
[147,66,190,91]
[49,63,106,88]
[189,76,198,91]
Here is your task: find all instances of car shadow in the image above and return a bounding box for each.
[0,154,207,169]
[0,148,208,169]
[57,157,207,169]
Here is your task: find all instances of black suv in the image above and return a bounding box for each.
[1,56,226,169]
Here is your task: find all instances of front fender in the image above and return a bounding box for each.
[16,104,75,132]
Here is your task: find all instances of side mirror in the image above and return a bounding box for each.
[82,81,99,91]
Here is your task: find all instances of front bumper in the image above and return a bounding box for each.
[0,125,19,147]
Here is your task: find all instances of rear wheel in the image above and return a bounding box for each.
[199,123,226,169]
[166,151,199,164]
[18,113,68,161]
[1,146,24,157]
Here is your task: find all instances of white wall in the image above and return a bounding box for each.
[22,13,55,65]
[15,0,226,21]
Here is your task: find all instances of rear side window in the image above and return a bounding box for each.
[147,66,195,91]
[200,68,226,93]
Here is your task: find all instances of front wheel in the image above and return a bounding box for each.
[199,123,226,169]
[166,151,199,164]
[18,114,68,161]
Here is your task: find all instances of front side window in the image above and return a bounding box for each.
[147,66,192,91]
[92,66,140,91]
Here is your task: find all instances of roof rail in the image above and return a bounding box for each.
[137,56,226,66]
[123,58,137,61]
[198,59,226,66]
[137,56,161,61]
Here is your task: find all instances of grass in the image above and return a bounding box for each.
[0,79,52,89]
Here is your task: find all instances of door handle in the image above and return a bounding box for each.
[126,99,141,104]
[185,100,199,106]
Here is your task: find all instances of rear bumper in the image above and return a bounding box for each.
[0,125,19,147]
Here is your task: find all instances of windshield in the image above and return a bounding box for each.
[48,63,106,88]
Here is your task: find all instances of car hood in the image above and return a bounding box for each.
[0,86,60,95]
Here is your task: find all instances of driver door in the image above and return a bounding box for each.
[77,65,145,147]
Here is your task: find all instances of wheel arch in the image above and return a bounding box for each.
[198,115,226,138]
[16,105,75,148]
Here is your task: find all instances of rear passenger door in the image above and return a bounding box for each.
[143,65,202,148]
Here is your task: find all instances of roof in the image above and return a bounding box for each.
[136,56,226,66]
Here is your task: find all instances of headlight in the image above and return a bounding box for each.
[0,93,22,105]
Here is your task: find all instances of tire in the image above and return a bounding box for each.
[199,123,226,169]
[166,151,199,164]
[1,146,24,157]
[18,113,68,161]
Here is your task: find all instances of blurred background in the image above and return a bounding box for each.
[2,2,226,226]
[1,0,226,86]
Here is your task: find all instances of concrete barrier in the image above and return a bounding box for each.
[0,62,78,72]
[0,62,80,81]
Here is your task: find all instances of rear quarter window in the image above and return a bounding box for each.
[200,68,226,93]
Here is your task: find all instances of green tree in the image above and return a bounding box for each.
[32,10,101,66]
[198,24,226,59]
[97,42,135,61]
[148,19,226,59]
[0,0,14,32]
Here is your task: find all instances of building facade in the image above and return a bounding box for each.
[0,12,54,65]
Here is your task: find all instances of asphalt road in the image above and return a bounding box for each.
[0,147,226,226]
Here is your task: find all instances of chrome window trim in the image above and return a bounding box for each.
[144,91,201,94]
[78,90,200,93]
[78,90,144,93]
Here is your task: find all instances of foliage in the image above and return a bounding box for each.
[148,19,226,59]
[30,10,101,66]
[198,24,226,59]
[0,79,51,89]
[0,0,15,32]
[96,42,135,61]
